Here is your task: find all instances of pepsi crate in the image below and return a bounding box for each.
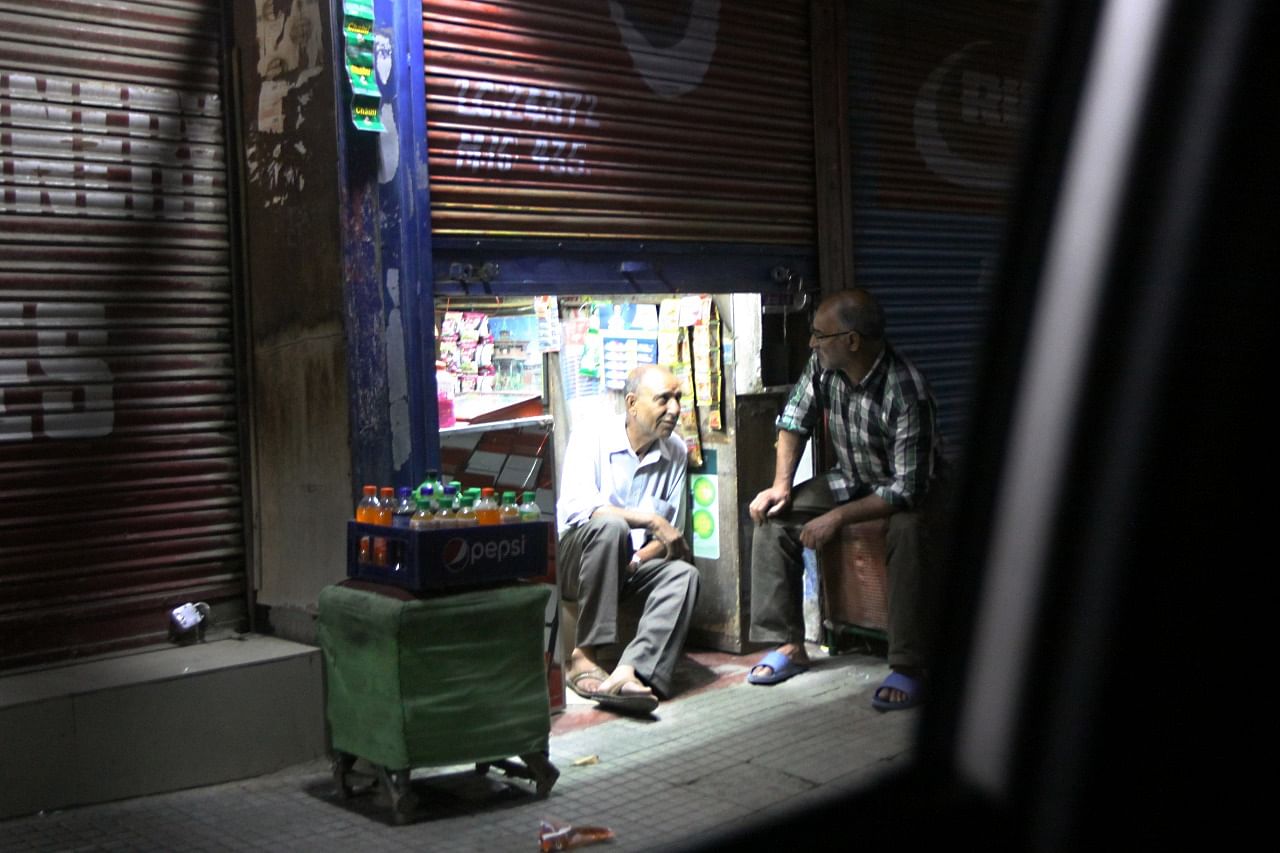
[347,520,550,592]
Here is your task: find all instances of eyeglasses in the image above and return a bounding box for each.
[809,327,854,341]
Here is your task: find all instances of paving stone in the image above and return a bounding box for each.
[1,652,913,851]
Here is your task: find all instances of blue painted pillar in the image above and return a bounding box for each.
[335,0,438,496]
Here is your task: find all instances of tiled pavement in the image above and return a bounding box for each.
[1,647,916,852]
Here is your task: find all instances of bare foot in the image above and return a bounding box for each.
[597,664,654,698]
[872,668,927,709]
[749,642,811,679]
[565,648,609,696]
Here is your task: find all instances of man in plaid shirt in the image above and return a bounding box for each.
[746,289,946,710]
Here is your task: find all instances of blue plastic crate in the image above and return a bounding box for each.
[347,520,549,592]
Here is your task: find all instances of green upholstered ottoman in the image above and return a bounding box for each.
[318,580,557,820]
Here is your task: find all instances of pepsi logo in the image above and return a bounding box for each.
[440,534,529,574]
[442,538,471,573]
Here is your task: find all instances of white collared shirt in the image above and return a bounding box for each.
[556,416,688,549]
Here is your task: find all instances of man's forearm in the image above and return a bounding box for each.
[591,504,666,533]
[773,429,807,489]
[631,538,668,564]
[830,493,897,526]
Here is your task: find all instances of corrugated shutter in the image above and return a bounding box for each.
[0,0,245,669]
[423,0,815,244]
[848,0,1040,446]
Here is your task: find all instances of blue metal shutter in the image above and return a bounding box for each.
[848,0,1041,446]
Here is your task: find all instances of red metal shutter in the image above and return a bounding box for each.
[423,0,816,244]
[0,0,246,669]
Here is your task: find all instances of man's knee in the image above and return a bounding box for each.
[886,510,923,543]
[670,559,700,594]
[647,558,698,606]
[583,513,631,543]
[751,517,784,551]
[750,519,793,576]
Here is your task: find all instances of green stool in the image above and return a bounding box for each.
[318,581,557,823]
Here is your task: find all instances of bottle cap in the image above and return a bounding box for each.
[522,491,536,502]
[481,487,495,497]
[363,485,377,495]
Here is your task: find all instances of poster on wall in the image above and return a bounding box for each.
[247,0,327,203]
[595,302,659,391]
[342,0,384,131]
[690,449,719,560]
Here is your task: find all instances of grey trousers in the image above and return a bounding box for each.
[749,477,942,670]
[558,515,700,698]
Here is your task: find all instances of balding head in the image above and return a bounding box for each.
[821,288,885,341]
[624,363,676,398]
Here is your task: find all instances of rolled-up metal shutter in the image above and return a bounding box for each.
[423,0,815,245]
[0,0,245,669]
[848,0,1041,446]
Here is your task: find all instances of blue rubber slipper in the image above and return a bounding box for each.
[746,650,809,685]
[871,670,926,711]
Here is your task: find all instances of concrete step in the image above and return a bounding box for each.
[0,635,325,820]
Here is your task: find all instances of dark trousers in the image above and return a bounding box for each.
[749,477,944,670]
[558,515,700,697]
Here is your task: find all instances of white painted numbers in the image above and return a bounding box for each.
[451,80,596,175]
[0,304,115,443]
[454,80,600,128]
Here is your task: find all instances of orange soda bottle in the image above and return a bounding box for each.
[475,487,500,525]
[356,484,379,563]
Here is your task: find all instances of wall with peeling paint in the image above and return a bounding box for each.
[232,0,352,614]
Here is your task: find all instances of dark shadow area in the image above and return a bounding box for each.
[303,760,546,827]
[685,0,1274,849]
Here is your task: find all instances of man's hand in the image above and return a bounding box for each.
[798,510,844,551]
[749,485,792,524]
[649,516,691,562]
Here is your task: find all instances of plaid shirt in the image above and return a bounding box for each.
[777,346,942,508]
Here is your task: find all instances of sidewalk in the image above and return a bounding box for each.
[2,647,916,852]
